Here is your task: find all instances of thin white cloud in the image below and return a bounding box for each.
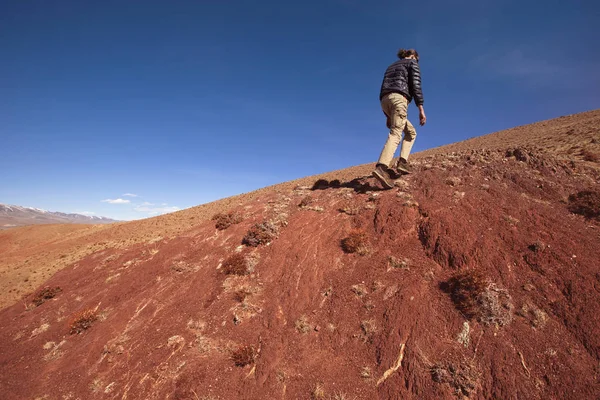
[123,193,138,197]
[102,198,131,204]
[141,201,154,206]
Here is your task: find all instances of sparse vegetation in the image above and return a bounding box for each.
[446,270,513,326]
[360,319,377,343]
[298,196,313,208]
[295,315,312,333]
[582,149,599,162]
[311,383,326,399]
[31,286,62,307]
[388,255,409,270]
[70,308,98,334]
[360,366,372,378]
[338,203,360,216]
[242,221,279,246]
[431,362,479,397]
[231,345,256,367]
[351,283,368,297]
[341,230,370,255]
[233,288,253,302]
[568,190,600,220]
[212,211,243,230]
[222,253,252,276]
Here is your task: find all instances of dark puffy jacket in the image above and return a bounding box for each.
[379,58,424,106]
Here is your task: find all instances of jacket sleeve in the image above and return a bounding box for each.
[409,61,424,106]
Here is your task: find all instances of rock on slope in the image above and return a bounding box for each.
[0,111,599,399]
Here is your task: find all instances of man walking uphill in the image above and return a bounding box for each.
[372,48,426,189]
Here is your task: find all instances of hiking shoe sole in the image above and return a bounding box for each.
[372,169,394,189]
[396,165,412,175]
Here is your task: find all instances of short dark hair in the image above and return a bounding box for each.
[397,48,419,60]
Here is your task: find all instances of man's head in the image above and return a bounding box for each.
[397,48,419,62]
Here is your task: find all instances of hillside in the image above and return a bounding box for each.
[0,110,599,399]
[0,204,118,230]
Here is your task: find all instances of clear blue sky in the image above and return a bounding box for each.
[1,0,599,220]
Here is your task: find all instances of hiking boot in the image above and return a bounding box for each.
[372,164,394,189]
[395,158,413,175]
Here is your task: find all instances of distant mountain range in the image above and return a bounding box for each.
[0,203,118,229]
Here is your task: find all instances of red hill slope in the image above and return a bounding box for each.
[0,110,599,399]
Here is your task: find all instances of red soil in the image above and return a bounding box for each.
[0,110,599,399]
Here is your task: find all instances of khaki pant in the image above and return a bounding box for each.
[377,93,417,166]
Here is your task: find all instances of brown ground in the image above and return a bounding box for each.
[0,110,599,399]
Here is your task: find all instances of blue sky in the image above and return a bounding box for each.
[1,0,599,221]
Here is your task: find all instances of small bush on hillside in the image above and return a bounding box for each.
[582,149,599,162]
[242,221,279,246]
[568,190,600,220]
[212,212,243,230]
[446,271,513,326]
[341,230,370,255]
[70,309,98,334]
[338,202,360,216]
[431,362,479,397]
[222,253,251,275]
[231,345,256,367]
[298,196,313,208]
[312,179,330,190]
[31,286,62,307]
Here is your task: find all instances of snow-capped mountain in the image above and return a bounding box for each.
[0,203,118,229]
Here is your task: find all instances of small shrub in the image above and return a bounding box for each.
[582,149,599,162]
[70,309,98,334]
[388,256,409,270]
[298,196,313,208]
[222,253,251,275]
[341,230,370,255]
[31,286,62,307]
[446,271,513,326]
[311,179,329,190]
[242,221,279,246]
[431,362,479,397]
[231,345,256,367]
[311,383,326,399]
[212,212,243,230]
[360,320,377,343]
[338,203,360,216]
[233,288,253,302]
[568,190,600,220]
[295,315,312,333]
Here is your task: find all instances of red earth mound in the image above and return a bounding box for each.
[0,110,599,399]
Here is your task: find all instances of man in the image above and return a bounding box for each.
[372,48,426,189]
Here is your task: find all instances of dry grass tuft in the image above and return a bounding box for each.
[568,190,600,220]
[360,320,377,343]
[212,212,243,230]
[70,308,98,334]
[582,149,599,162]
[341,230,370,255]
[242,221,279,246]
[233,288,253,302]
[298,196,313,208]
[338,202,361,216]
[222,253,251,276]
[447,270,513,326]
[295,315,312,333]
[231,345,256,367]
[388,255,409,270]
[311,383,326,399]
[31,286,62,307]
[431,362,479,397]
